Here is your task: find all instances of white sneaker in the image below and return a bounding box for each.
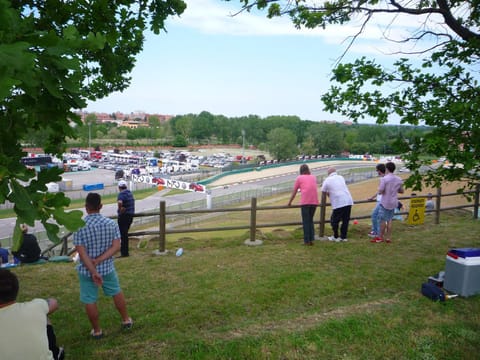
[327,236,340,242]
[340,238,348,242]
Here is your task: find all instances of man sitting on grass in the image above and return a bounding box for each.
[0,269,64,359]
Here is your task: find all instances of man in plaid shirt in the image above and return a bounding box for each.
[73,192,133,339]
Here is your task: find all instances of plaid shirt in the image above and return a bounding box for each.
[73,213,121,277]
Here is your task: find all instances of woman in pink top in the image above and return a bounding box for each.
[288,164,319,246]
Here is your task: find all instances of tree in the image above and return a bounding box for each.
[300,136,317,157]
[231,1,480,192]
[1,0,186,248]
[310,123,344,155]
[148,115,161,128]
[171,115,194,142]
[191,111,215,143]
[266,128,298,160]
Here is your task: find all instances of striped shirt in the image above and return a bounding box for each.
[73,213,121,277]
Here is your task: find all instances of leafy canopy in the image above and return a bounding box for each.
[228,0,480,192]
[0,0,186,248]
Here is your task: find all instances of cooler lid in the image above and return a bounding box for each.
[447,248,480,258]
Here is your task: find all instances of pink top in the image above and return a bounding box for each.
[293,174,319,205]
[379,173,404,210]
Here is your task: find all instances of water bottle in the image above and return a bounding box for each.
[175,248,184,257]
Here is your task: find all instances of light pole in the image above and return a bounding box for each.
[241,129,245,162]
[88,122,91,151]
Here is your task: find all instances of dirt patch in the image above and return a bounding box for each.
[210,298,399,340]
[271,229,293,239]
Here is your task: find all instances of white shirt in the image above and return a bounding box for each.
[321,172,354,209]
[0,299,54,359]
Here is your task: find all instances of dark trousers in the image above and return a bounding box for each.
[118,213,133,256]
[301,205,317,243]
[47,324,64,360]
[330,205,352,239]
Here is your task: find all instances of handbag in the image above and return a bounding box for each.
[421,282,446,302]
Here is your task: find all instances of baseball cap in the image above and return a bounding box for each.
[118,180,127,188]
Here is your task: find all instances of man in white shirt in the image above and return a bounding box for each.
[321,167,354,242]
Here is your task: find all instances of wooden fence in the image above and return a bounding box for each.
[45,185,480,257]
[127,185,480,254]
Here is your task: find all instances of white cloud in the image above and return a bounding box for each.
[175,0,445,56]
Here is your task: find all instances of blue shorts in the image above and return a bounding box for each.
[378,204,395,222]
[79,271,121,304]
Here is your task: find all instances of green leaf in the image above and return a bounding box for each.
[53,208,85,231]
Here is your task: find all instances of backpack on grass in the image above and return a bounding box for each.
[421,282,446,302]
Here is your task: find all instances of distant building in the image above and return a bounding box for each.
[120,120,149,129]
[76,111,173,126]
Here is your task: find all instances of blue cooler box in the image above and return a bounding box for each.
[443,248,480,297]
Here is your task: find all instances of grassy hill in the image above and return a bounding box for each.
[10,177,480,359]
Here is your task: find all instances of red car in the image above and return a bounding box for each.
[152,177,165,185]
[189,182,205,192]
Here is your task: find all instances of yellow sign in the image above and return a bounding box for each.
[407,197,426,225]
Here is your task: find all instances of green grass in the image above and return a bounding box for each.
[11,209,480,359]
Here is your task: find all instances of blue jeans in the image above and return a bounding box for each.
[301,205,317,243]
[371,202,381,234]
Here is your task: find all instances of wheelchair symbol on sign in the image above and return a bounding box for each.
[413,210,420,222]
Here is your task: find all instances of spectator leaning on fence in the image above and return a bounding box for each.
[367,163,386,238]
[371,162,404,244]
[321,167,354,242]
[288,164,319,246]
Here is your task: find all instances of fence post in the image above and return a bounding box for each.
[245,197,262,246]
[474,184,480,220]
[158,201,166,253]
[434,187,441,225]
[319,192,327,238]
[250,197,257,242]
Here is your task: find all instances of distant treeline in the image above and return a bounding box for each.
[25,111,431,158]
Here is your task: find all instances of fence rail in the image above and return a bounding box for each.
[124,185,480,254]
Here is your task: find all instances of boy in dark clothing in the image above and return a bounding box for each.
[117,180,135,257]
[12,225,41,263]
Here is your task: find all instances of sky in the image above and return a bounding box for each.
[85,0,439,123]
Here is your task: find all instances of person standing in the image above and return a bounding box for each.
[12,224,42,263]
[321,167,354,242]
[117,180,135,257]
[367,163,386,238]
[371,162,404,243]
[287,164,319,246]
[73,192,133,339]
[0,269,64,359]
